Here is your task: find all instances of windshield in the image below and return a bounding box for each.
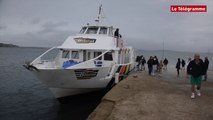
[86,27,99,34]
[99,27,108,34]
[79,27,87,34]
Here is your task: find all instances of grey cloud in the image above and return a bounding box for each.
[42,22,69,29]
[38,21,69,34]
[0,0,213,52]
[0,28,77,47]
[0,25,6,30]
[30,18,41,25]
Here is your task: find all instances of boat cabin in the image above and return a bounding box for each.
[35,25,130,69]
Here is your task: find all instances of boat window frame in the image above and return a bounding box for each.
[108,27,113,37]
[104,52,113,61]
[99,27,108,35]
[62,50,70,59]
[87,52,91,60]
[71,50,79,59]
[79,27,87,34]
[94,51,102,60]
[85,26,99,34]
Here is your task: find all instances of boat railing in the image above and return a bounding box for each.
[31,47,57,65]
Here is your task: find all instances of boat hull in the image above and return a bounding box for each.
[32,67,111,88]
[31,63,134,98]
[32,67,112,98]
[49,87,102,98]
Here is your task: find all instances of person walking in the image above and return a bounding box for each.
[159,60,164,73]
[187,54,205,99]
[176,58,181,77]
[203,57,209,81]
[139,55,144,71]
[136,56,142,71]
[181,59,186,70]
[153,56,159,74]
[163,58,168,70]
[141,56,146,71]
[147,56,154,75]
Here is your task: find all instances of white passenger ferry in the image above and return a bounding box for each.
[24,5,135,98]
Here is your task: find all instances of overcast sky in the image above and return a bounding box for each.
[0,0,213,52]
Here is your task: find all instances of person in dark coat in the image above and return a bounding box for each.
[153,56,159,74]
[147,56,154,75]
[136,56,140,70]
[141,56,146,70]
[203,57,209,81]
[163,58,168,70]
[187,54,205,99]
[181,59,186,70]
[176,58,181,77]
[114,28,119,38]
[136,55,142,71]
[139,55,144,71]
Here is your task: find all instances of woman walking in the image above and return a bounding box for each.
[176,58,181,77]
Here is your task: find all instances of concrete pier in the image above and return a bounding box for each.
[88,70,213,120]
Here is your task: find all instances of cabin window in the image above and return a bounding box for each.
[104,52,113,61]
[99,27,108,34]
[86,27,98,34]
[83,50,86,61]
[71,51,79,59]
[79,27,87,34]
[87,52,91,60]
[62,50,70,59]
[94,52,102,60]
[109,27,113,36]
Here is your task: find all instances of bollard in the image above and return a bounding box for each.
[115,73,119,84]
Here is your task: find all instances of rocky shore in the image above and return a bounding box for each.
[0,43,19,47]
[88,70,213,120]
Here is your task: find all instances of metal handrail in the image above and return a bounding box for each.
[31,47,57,65]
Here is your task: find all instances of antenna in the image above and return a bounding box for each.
[95,4,103,25]
[99,4,102,15]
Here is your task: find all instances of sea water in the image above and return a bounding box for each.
[0,47,59,120]
[0,47,106,120]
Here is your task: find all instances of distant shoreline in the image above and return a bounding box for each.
[0,43,49,49]
[0,43,19,47]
